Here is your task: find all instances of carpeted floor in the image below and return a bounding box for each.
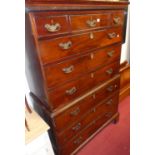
[77,96,130,155]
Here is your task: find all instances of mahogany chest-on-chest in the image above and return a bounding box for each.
[25,0,129,154]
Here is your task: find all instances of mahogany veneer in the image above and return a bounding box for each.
[25,0,129,154]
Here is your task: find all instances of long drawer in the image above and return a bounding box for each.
[44,44,121,88]
[56,92,119,146]
[38,27,123,65]
[47,62,120,110]
[60,106,118,155]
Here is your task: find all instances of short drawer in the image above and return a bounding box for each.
[70,13,110,32]
[60,106,117,155]
[38,27,123,65]
[48,62,120,110]
[44,44,121,88]
[56,93,119,146]
[31,12,69,38]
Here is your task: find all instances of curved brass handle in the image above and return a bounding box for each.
[44,23,61,32]
[62,65,74,74]
[107,84,118,92]
[107,85,114,92]
[106,68,113,75]
[105,112,113,118]
[70,107,80,116]
[107,50,115,57]
[72,123,81,131]
[106,99,113,105]
[108,32,118,39]
[59,41,72,50]
[113,17,121,25]
[86,19,97,27]
[66,87,77,95]
[73,136,83,145]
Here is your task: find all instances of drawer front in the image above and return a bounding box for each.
[44,44,121,88]
[38,27,123,65]
[31,12,69,37]
[48,62,120,110]
[56,93,119,146]
[60,105,118,155]
[70,13,110,32]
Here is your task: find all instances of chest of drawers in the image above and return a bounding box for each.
[25,0,129,154]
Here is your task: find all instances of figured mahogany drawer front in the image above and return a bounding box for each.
[44,44,121,88]
[70,13,110,32]
[48,62,120,110]
[32,12,69,37]
[38,27,123,65]
[60,103,117,155]
[56,93,119,146]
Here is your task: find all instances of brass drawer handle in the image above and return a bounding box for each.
[107,84,118,92]
[72,123,81,131]
[113,17,121,25]
[107,85,114,92]
[70,107,80,116]
[73,136,83,145]
[66,87,77,95]
[106,68,113,75]
[105,112,113,118]
[107,50,115,57]
[62,65,74,74]
[86,18,97,27]
[44,23,61,32]
[106,99,113,105]
[108,32,118,39]
[59,41,72,50]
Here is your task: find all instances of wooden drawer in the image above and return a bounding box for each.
[70,13,110,32]
[56,92,119,146]
[31,12,69,38]
[44,44,121,88]
[48,62,120,110]
[38,27,123,65]
[60,105,117,155]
